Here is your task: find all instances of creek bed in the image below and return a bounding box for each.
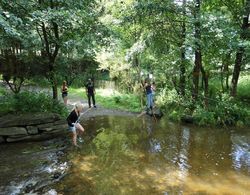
[0,115,249,194]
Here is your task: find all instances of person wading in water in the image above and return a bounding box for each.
[66,103,85,147]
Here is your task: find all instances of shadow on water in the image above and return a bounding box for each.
[49,116,249,195]
[0,116,249,194]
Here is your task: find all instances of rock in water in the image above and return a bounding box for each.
[146,108,163,119]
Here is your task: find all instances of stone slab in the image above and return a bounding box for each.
[26,126,39,135]
[0,127,27,136]
[37,122,54,130]
[0,113,61,127]
[41,124,68,132]
[6,130,67,142]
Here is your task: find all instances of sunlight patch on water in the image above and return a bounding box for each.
[184,171,250,194]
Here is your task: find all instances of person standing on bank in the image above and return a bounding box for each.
[151,81,156,105]
[61,80,68,105]
[145,80,153,112]
[66,103,85,147]
[85,78,96,108]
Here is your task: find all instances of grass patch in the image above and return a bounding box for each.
[0,85,6,96]
[95,89,141,112]
[68,87,85,97]
[238,74,250,101]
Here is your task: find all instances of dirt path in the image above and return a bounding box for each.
[65,91,137,119]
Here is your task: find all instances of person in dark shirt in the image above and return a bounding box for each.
[66,103,85,147]
[85,78,96,108]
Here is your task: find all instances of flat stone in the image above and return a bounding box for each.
[6,135,31,142]
[26,126,39,135]
[0,127,27,136]
[37,122,54,130]
[0,136,5,143]
[0,113,61,128]
[41,124,68,132]
[6,130,67,142]
[53,119,67,125]
[44,129,65,134]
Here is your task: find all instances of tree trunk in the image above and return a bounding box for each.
[201,66,209,107]
[52,77,58,100]
[38,0,60,100]
[192,0,202,100]
[179,0,186,96]
[221,53,231,91]
[220,65,224,92]
[230,0,250,96]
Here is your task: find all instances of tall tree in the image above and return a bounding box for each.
[192,0,202,100]
[230,0,250,96]
[179,0,187,96]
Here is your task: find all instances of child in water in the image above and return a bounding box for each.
[66,103,85,147]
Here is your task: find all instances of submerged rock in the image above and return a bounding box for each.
[181,115,194,123]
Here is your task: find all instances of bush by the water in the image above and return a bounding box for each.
[156,88,250,127]
[0,91,68,117]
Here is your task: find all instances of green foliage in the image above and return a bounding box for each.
[193,106,216,126]
[156,87,250,126]
[193,95,249,126]
[0,91,68,117]
[0,85,6,96]
[237,75,250,101]
[211,94,249,126]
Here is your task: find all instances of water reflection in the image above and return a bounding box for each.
[231,133,250,172]
[52,116,249,194]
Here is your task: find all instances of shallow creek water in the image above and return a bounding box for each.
[0,115,249,194]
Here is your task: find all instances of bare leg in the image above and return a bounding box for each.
[63,96,68,105]
[75,123,85,136]
[72,131,77,146]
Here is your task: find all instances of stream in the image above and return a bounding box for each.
[0,115,249,194]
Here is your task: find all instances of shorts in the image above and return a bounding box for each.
[62,93,68,98]
[68,125,76,132]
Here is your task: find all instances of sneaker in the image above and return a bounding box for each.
[78,137,84,143]
[94,105,97,108]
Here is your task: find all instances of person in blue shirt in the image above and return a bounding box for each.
[144,80,153,112]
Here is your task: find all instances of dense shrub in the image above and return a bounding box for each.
[0,91,68,117]
[156,88,250,127]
